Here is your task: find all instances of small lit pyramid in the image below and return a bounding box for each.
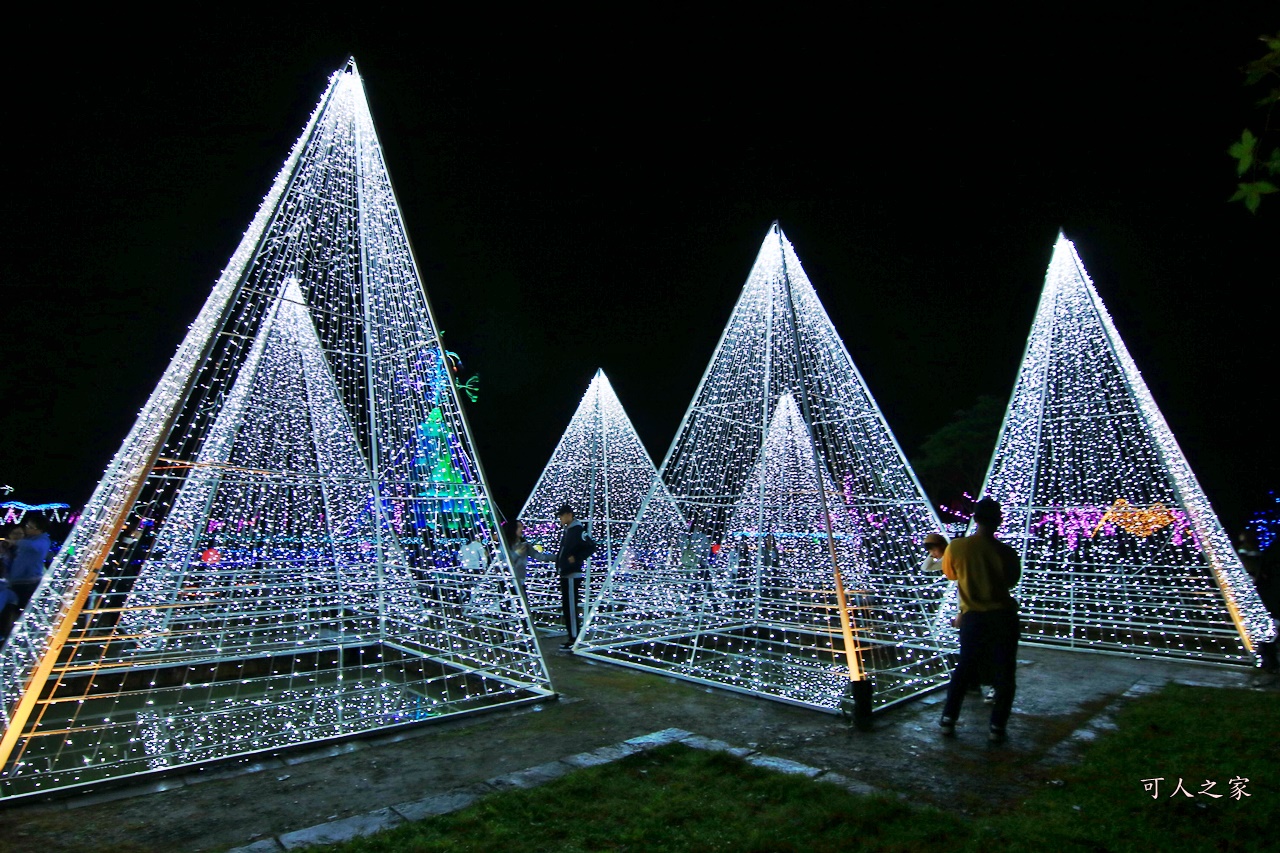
[518,370,672,628]
[118,280,425,653]
[978,234,1273,664]
[0,62,551,800]
[576,224,951,713]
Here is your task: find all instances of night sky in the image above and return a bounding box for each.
[2,14,1275,532]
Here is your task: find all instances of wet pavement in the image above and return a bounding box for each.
[0,636,1273,852]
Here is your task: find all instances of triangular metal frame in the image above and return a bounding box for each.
[576,224,952,714]
[518,370,671,628]
[0,62,551,800]
[976,233,1273,665]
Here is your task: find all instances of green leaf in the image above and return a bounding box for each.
[1243,34,1280,83]
[1230,180,1278,213]
[1267,147,1280,176]
[1228,129,1257,175]
[1243,58,1280,85]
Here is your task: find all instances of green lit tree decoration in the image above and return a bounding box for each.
[0,62,551,800]
[519,369,675,628]
[576,225,952,714]
[977,234,1274,665]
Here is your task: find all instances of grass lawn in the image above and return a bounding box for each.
[325,683,1276,852]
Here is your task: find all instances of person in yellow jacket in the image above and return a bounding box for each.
[938,498,1021,743]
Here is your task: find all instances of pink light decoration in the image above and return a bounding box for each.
[1029,504,1201,552]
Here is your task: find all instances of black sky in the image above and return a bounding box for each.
[1,14,1275,531]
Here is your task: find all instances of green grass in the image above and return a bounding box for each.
[980,682,1276,852]
[326,683,1277,853]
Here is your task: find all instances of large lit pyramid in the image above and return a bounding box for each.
[979,234,1273,665]
[576,224,952,714]
[519,370,671,628]
[0,62,551,799]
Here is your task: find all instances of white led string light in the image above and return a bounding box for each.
[519,370,673,628]
[0,62,551,799]
[576,224,952,714]
[979,234,1273,665]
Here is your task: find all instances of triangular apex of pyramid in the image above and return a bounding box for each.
[979,233,1273,666]
[0,64,550,801]
[518,369,673,629]
[577,226,952,714]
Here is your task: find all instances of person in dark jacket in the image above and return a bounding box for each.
[543,503,594,652]
[9,515,52,610]
[0,524,23,642]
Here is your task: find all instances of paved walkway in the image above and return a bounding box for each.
[1,638,1272,853]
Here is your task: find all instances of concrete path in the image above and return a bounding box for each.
[1,638,1272,853]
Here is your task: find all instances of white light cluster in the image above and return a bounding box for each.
[980,234,1274,664]
[519,370,670,627]
[576,225,952,713]
[0,63,551,799]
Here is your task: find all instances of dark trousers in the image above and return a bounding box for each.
[0,604,15,647]
[1259,639,1279,673]
[11,583,38,610]
[560,573,583,641]
[2,583,38,648]
[942,608,1020,729]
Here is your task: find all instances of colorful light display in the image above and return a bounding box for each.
[0,62,551,799]
[575,224,952,713]
[518,370,673,628]
[1247,492,1278,551]
[979,234,1273,665]
[0,503,72,524]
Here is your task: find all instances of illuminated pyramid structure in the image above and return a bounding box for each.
[978,234,1273,665]
[576,224,952,713]
[519,370,672,628]
[0,62,551,800]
